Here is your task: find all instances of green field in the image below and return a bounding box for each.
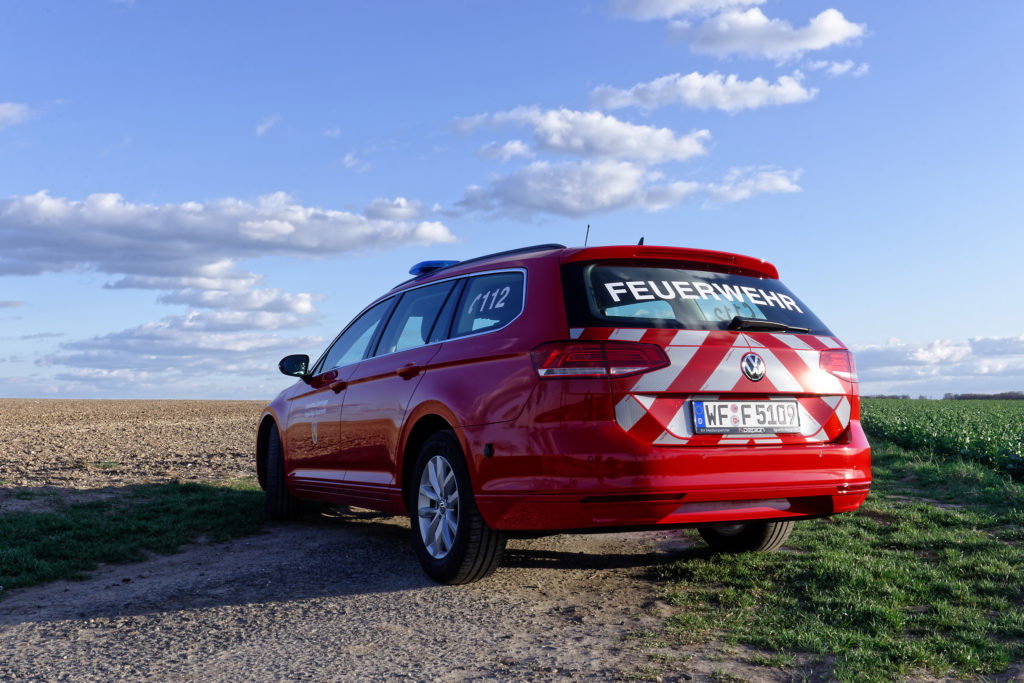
[652,399,1024,682]
[861,398,1024,479]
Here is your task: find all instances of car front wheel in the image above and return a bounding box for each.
[697,520,794,553]
[264,424,299,520]
[409,430,506,584]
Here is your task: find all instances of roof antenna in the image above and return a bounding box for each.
[584,224,590,246]
[637,236,645,245]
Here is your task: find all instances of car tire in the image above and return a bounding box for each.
[265,424,299,521]
[697,520,794,553]
[409,430,506,584]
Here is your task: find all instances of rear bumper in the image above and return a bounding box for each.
[461,420,872,532]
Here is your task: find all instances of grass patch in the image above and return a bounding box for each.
[657,438,1024,682]
[0,480,264,593]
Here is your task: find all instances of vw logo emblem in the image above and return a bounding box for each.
[741,353,766,382]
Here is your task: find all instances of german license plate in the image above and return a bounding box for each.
[692,400,801,435]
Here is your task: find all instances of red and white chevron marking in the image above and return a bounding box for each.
[570,327,854,447]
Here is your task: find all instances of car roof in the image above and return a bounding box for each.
[385,243,780,298]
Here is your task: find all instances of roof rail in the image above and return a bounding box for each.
[402,243,566,283]
[441,243,566,272]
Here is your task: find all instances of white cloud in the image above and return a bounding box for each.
[39,313,326,398]
[0,191,455,283]
[465,107,710,163]
[478,139,534,162]
[0,300,23,308]
[364,197,423,221]
[968,334,1024,357]
[255,114,281,136]
[0,188,455,359]
[854,335,1024,396]
[611,0,763,21]
[240,219,296,240]
[323,127,342,137]
[0,103,32,130]
[342,151,371,173]
[1,189,459,396]
[3,189,460,396]
[105,260,263,294]
[457,162,795,218]
[677,8,866,60]
[157,288,322,315]
[465,160,657,216]
[592,70,816,112]
[43,317,315,364]
[704,167,802,204]
[807,59,870,77]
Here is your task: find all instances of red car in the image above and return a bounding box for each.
[257,243,871,584]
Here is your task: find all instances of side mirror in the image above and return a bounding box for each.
[279,354,311,381]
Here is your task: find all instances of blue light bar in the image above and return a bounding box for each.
[409,260,460,276]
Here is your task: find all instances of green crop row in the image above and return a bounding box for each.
[860,398,1024,479]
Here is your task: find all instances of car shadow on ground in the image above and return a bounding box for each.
[0,489,703,625]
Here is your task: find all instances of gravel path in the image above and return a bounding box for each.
[0,400,809,681]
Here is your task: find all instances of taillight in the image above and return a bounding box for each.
[820,349,857,382]
[531,342,606,377]
[531,341,669,378]
[605,342,670,375]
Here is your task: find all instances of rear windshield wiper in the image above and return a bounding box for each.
[727,316,809,333]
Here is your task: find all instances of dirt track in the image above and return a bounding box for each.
[0,400,812,681]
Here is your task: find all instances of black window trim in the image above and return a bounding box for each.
[426,278,466,344]
[379,266,527,344]
[311,266,529,372]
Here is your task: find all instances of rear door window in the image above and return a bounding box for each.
[563,263,832,335]
[376,280,456,355]
[452,271,525,337]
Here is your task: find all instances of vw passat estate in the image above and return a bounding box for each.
[257,244,871,584]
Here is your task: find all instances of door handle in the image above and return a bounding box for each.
[397,363,421,380]
[330,380,348,393]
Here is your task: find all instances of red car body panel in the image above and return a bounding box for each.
[258,244,871,532]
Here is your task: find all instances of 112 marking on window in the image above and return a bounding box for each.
[469,286,511,315]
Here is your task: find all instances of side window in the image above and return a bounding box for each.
[315,298,393,374]
[452,271,525,337]
[376,281,456,355]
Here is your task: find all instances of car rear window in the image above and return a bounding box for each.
[562,262,832,335]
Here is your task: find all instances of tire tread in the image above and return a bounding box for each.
[698,520,794,553]
[265,425,299,521]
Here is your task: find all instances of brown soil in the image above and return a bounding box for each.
[0,400,830,681]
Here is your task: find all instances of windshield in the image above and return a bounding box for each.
[562,262,833,335]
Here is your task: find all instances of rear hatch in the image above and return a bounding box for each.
[560,258,857,447]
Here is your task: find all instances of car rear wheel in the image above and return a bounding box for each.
[409,430,506,584]
[265,424,299,520]
[697,520,794,553]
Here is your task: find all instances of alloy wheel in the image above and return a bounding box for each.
[416,454,460,559]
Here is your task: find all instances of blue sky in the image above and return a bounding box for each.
[1,0,1022,399]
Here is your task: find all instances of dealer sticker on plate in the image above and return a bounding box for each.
[692,400,801,435]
